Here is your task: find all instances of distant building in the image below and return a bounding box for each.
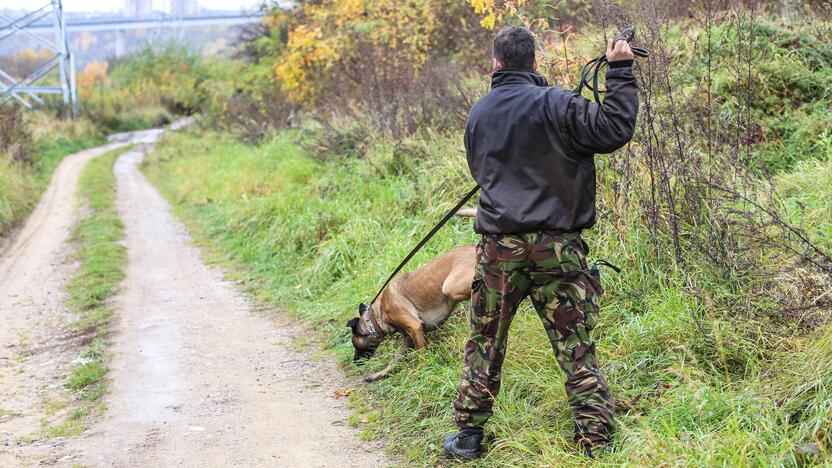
[124,0,152,17]
[171,0,199,16]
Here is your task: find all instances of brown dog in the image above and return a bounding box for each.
[347,245,476,382]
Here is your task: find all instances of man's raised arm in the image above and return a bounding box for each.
[560,39,640,155]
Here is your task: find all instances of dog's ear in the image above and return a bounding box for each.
[346,318,359,332]
[359,303,368,313]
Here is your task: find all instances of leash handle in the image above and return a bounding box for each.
[369,185,480,306]
[573,27,649,103]
[609,27,649,58]
[611,27,635,46]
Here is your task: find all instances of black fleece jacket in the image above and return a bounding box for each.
[465,63,639,234]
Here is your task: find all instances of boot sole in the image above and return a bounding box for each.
[444,450,482,460]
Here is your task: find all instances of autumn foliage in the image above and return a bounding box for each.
[270,0,482,105]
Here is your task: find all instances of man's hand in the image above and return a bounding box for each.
[606,37,635,62]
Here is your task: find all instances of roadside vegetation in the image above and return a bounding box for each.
[139,1,832,465]
[41,146,129,438]
[77,42,237,132]
[0,108,102,235]
[144,136,832,466]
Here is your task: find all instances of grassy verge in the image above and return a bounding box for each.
[42,146,129,437]
[142,128,832,466]
[0,114,103,235]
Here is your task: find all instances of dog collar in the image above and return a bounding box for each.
[361,302,379,336]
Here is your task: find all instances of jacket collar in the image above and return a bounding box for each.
[491,68,549,89]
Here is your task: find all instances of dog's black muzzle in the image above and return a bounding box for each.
[353,348,376,364]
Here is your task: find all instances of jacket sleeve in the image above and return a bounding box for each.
[559,64,639,154]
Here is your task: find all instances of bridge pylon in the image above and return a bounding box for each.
[0,0,78,115]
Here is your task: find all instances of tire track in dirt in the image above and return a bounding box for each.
[76,135,387,466]
[0,140,130,465]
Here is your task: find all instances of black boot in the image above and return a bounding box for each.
[443,428,483,460]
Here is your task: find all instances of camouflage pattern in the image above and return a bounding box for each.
[453,231,615,449]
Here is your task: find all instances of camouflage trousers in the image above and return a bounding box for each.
[453,231,616,448]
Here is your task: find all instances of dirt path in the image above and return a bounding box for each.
[1,130,388,466]
[73,137,387,466]
[0,140,124,355]
[0,139,135,466]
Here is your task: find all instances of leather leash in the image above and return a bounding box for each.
[363,185,480,311]
[573,27,649,104]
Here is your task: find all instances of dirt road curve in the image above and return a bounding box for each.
[1,131,387,467]
[0,141,125,354]
[0,140,128,466]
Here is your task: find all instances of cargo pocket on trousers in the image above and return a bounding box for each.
[469,240,490,334]
[581,268,603,331]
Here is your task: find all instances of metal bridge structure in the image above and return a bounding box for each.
[0,0,77,113]
[26,12,266,58]
[0,5,265,113]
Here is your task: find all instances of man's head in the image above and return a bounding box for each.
[492,26,537,71]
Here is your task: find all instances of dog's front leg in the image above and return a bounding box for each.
[363,336,413,382]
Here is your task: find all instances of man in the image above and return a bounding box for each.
[444,26,638,459]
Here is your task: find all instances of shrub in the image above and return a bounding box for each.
[0,111,102,234]
[78,42,238,133]
[219,0,490,145]
[0,103,31,162]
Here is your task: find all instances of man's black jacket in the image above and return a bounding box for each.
[465,64,639,234]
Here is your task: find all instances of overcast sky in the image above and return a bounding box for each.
[0,0,264,12]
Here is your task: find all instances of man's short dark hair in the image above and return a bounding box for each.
[493,26,536,70]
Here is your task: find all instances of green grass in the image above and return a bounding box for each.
[142,127,832,466]
[66,361,107,391]
[66,146,130,332]
[45,408,89,438]
[65,147,129,387]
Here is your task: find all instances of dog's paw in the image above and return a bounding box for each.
[363,372,387,383]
